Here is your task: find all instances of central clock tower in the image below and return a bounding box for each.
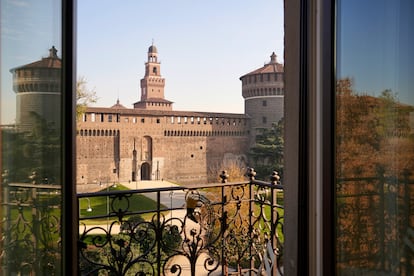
[134,44,173,110]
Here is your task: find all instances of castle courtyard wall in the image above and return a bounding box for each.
[76,108,250,191]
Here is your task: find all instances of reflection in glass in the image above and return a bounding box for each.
[0,1,63,274]
[336,0,414,274]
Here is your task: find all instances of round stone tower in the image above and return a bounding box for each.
[240,52,284,144]
[10,46,61,132]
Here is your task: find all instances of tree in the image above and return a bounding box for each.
[76,76,98,119]
[248,118,284,180]
[2,112,61,183]
[335,79,414,177]
[207,159,247,183]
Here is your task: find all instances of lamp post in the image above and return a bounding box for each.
[79,198,93,217]
[169,190,174,222]
[86,198,92,212]
[99,180,110,230]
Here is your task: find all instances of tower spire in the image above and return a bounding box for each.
[270,52,277,64]
[49,46,58,58]
[134,44,173,110]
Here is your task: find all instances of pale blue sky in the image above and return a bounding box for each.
[337,0,414,104]
[1,0,284,124]
[1,0,61,124]
[3,1,414,125]
[77,0,284,113]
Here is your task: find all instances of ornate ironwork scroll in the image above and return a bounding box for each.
[1,171,62,275]
[78,169,284,275]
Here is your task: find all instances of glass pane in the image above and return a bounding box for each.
[1,1,63,274]
[336,0,414,274]
[76,1,285,275]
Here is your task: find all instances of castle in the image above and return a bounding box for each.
[9,46,62,132]
[10,45,284,191]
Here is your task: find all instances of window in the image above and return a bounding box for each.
[0,1,76,274]
[334,1,414,274]
[0,1,295,275]
[262,100,267,106]
[285,1,414,275]
[262,116,267,124]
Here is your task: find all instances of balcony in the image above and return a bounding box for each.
[78,169,284,275]
[0,168,285,275]
[3,169,414,275]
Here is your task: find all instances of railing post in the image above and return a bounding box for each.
[29,172,38,275]
[376,165,386,271]
[247,168,256,275]
[157,190,161,276]
[271,171,281,276]
[403,169,412,274]
[220,170,229,275]
[1,170,10,276]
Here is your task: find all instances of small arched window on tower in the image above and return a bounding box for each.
[153,67,157,74]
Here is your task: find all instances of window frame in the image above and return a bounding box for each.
[39,1,339,274]
[61,0,77,274]
[284,0,335,275]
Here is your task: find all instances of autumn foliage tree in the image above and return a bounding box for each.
[76,76,98,119]
[336,78,414,177]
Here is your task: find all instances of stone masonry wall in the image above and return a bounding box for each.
[76,109,250,191]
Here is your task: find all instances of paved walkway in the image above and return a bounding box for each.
[121,180,187,209]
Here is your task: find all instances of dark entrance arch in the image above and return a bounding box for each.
[141,162,151,180]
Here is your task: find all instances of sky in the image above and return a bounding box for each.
[1,0,284,124]
[1,0,61,124]
[2,0,414,126]
[337,0,414,104]
[77,0,284,113]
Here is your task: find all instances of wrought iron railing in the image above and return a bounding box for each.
[0,170,62,275]
[4,168,414,275]
[77,169,284,276]
[336,171,414,275]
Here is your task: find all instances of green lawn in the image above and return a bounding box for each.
[262,191,284,243]
[79,184,167,223]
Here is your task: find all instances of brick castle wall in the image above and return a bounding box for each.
[76,109,250,190]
